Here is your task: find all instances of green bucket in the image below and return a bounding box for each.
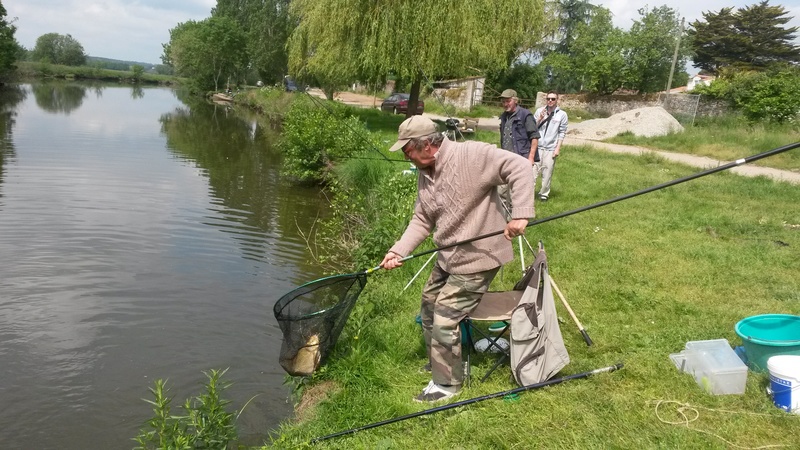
[735,314,800,372]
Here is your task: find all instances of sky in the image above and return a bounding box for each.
[5,0,800,66]
[7,0,216,64]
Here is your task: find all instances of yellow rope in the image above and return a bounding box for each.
[651,399,794,449]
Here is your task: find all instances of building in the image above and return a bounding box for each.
[687,74,716,91]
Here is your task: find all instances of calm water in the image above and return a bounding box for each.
[0,82,327,448]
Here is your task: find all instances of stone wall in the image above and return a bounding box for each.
[431,77,486,110]
[532,92,731,120]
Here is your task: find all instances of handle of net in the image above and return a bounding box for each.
[366,141,800,274]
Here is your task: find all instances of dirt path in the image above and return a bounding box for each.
[566,138,800,185]
[306,88,383,108]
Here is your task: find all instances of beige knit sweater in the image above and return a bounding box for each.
[389,138,535,274]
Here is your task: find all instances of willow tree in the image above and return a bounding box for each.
[288,0,546,113]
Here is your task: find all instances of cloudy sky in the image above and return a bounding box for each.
[6,0,800,65]
[7,0,216,64]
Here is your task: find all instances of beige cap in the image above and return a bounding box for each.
[388,116,438,152]
[500,89,517,98]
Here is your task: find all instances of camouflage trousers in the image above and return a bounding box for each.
[420,263,500,386]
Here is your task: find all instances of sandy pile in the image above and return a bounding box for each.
[567,106,684,140]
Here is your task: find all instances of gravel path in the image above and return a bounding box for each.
[566,138,800,185]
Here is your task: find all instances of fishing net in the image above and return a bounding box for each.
[273,272,368,376]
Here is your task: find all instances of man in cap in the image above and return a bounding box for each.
[380,116,535,402]
[498,89,539,210]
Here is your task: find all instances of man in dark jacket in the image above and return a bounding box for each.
[498,89,539,209]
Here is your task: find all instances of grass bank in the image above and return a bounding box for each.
[14,61,179,85]
[267,109,800,448]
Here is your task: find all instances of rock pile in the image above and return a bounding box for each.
[567,106,684,140]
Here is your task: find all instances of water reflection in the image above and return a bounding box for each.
[0,85,26,196]
[160,101,324,274]
[131,85,144,99]
[31,81,89,114]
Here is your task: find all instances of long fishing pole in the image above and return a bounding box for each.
[310,362,624,443]
[366,141,800,273]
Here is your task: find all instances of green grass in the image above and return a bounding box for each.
[268,143,800,449]
[606,115,800,172]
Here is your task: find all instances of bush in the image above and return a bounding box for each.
[323,165,418,269]
[695,66,800,124]
[737,70,800,123]
[131,65,144,82]
[280,97,379,183]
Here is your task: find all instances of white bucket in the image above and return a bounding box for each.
[767,355,800,414]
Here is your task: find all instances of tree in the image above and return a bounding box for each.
[571,7,627,94]
[31,33,87,66]
[689,1,800,74]
[0,1,22,80]
[487,63,546,101]
[288,0,547,116]
[131,65,144,82]
[213,0,293,85]
[163,16,248,92]
[623,6,690,93]
[554,0,598,55]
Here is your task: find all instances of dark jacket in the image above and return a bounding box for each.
[500,107,538,160]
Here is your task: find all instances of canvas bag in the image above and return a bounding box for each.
[510,248,570,385]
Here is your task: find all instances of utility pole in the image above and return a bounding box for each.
[666,17,685,93]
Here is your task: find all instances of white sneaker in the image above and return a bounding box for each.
[414,380,460,403]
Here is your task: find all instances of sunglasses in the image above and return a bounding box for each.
[546,97,557,101]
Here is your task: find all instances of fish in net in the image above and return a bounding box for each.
[273,272,367,376]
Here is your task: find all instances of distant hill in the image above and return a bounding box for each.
[87,56,156,72]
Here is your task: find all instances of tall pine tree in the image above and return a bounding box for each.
[689,1,800,74]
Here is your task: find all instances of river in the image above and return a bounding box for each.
[0,82,327,448]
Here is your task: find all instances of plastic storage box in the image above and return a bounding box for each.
[678,339,748,395]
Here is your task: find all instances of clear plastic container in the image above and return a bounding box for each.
[684,339,747,395]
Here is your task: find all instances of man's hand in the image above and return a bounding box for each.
[504,218,529,240]
[380,251,404,270]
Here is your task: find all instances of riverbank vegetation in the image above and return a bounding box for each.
[259,98,800,448]
[134,370,237,450]
[15,61,178,85]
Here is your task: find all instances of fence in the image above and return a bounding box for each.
[659,93,700,126]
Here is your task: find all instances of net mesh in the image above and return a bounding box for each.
[273,272,367,376]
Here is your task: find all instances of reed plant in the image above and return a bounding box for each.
[134,369,238,450]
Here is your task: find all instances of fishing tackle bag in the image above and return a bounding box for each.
[509,248,570,385]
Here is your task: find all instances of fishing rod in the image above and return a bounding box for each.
[366,141,800,273]
[310,362,624,443]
